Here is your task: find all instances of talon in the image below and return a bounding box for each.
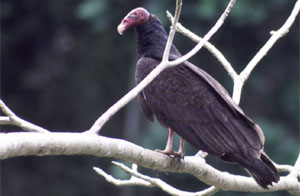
[155,128,185,159]
[155,149,184,158]
[155,149,172,154]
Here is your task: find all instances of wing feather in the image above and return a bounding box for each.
[137,93,154,122]
[136,56,264,159]
[183,60,265,151]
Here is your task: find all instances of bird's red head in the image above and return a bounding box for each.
[117,7,150,35]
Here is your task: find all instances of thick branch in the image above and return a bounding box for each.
[1,132,299,194]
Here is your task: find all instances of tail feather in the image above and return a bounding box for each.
[246,153,280,189]
[222,152,279,189]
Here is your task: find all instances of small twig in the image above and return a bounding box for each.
[0,116,10,124]
[162,0,183,63]
[109,161,220,196]
[93,166,152,187]
[0,99,49,133]
[199,186,220,196]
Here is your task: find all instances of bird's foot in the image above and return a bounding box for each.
[155,149,184,159]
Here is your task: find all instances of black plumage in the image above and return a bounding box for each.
[118,8,279,189]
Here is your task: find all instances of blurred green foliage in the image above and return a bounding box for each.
[1,0,299,196]
[77,0,108,19]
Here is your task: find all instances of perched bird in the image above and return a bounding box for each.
[117,7,279,189]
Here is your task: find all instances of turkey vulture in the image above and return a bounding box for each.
[118,7,279,189]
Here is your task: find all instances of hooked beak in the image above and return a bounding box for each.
[117,20,127,35]
[117,24,125,35]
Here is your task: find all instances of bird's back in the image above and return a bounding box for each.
[136,56,263,163]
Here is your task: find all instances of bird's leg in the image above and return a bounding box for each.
[156,128,174,155]
[156,128,184,158]
[176,137,185,158]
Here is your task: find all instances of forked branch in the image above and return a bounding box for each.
[168,0,300,104]
[0,100,49,133]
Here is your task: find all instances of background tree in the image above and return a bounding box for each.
[1,0,299,196]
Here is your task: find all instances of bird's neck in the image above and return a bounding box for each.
[136,15,179,59]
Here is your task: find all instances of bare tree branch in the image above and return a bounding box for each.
[94,161,220,196]
[0,116,10,124]
[0,100,49,134]
[166,11,238,81]
[167,0,300,105]
[93,164,153,187]
[239,0,300,82]
[0,132,299,194]
[162,0,182,63]
[232,0,300,104]
[168,0,236,66]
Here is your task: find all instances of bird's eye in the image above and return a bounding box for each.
[129,13,138,20]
